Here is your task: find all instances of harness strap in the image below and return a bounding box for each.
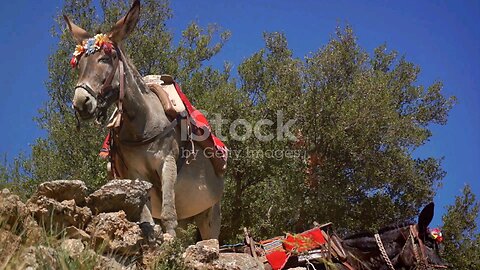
[100,54,120,97]
[341,261,356,270]
[374,233,396,270]
[113,53,125,128]
[119,117,179,146]
[74,84,97,99]
[118,56,125,114]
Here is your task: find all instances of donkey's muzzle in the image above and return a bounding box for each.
[73,85,98,120]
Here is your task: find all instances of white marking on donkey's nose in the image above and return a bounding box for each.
[73,87,97,114]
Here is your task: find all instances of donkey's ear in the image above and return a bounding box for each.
[418,202,434,234]
[109,0,140,44]
[63,15,91,44]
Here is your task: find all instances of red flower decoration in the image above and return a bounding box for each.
[70,56,78,68]
[102,42,113,55]
[429,228,444,244]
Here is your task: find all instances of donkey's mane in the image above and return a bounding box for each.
[343,221,413,240]
[117,46,149,94]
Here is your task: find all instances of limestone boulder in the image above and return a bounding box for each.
[64,226,91,242]
[0,229,21,268]
[27,196,92,231]
[87,179,152,222]
[29,180,88,205]
[19,245,58,270]
[0,189,42,244]
[86,211,144,256]
[60,238,85,258]
[216,253,265,270]
[183,239,264,270]
[184,239,220,266]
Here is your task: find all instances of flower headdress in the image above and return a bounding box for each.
[428,228,443,244]
[70,33,114,68]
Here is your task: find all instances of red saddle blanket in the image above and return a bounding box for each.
[100,82,228,165]
[173,82,228,161]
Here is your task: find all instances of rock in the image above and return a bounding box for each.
[0,188,29,229]
[19,245,58,269]
[60,239,85,258]
[184,239,226,270]
[0,229,21,268]
[93,252,134,270]
[0,189,42,245]
[216,253,265,270]
[184,240,265,270]
[215,253,264,270]
[184,239,220,265]
[87,179,152,222]
[29,180,87,205]
[86,211,144,256]
[27,196,92,231]
[19,246,41,270]
[64,226,91,242]
[140,245,162,269]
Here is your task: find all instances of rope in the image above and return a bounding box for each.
[305,257,318,270]
[374,233,396,270]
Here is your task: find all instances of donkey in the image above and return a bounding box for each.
[341,203,448,270]
[64,0,223,239]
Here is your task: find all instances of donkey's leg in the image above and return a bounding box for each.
[194,202,221,240]
[139,203,156,244]
[158,154,178,237]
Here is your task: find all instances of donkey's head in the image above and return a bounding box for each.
[396,202,447,269]
[64,0,140,121]
[343,203,448,270]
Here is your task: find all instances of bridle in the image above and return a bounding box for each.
[375,225,448,270]
[74,45,125,126]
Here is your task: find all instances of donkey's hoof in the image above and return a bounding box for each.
[139,222,156,244]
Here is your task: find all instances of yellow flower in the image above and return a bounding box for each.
[73,45,85,57]
[94,33,111,47]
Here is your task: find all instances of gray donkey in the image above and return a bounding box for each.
[64,0,224,239]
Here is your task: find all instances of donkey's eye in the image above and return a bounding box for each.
[98,57,111,64]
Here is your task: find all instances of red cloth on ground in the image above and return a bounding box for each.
[262,228,327,270]
[262,238,289,270]
[265,251,290,270]
[283,228,326,253]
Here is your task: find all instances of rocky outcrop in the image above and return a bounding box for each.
[60,238,85,258]
[184,239,264,270]
[0,189,42,244]
[27,196,92,231]
[86,211,144,256]
[29,180,88,205]
[1,180,266,270]
[0,229,21,268]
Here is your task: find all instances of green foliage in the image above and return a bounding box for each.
[218,27,455,240]
[3,0,460,246]
[153,225,197,270]
[442,185,480,270]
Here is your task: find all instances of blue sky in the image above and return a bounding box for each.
[0,0,478,227]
